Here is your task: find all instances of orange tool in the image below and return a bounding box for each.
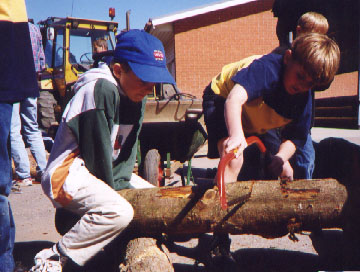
[216,136,266,210]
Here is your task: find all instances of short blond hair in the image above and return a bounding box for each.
[291,32,340,86]
[297,12,329,35]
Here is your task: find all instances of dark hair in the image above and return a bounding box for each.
[110,61,131,73]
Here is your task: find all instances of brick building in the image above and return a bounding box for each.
[147,0,277,98]
[146,0,359,128]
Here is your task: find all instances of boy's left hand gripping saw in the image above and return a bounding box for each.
[216,136,266,210]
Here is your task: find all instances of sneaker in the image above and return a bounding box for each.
[11,182,22,194]
[30,245,67,272]
[13,177,33,186]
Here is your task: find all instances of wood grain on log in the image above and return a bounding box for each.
[119,238,174,272]
[118,178,347,238]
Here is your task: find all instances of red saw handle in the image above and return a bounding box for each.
[216,136,266,210]
[245,136,267,154]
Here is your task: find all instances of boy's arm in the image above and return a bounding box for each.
[68,109,116,188]
[67,79,119,188]
[224,84,248,156]
[277,140,296,162]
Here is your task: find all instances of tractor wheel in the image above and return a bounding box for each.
[37,90,58,132]
[142,149,165,187]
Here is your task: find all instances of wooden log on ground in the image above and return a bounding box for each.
[119,238,174,272]
[56,178,348,238]
[55,178,348,271]
[55,178,348,270]
[119,178,347,238]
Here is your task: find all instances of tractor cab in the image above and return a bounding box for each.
[39,17,117,94]
[37,17,118,131]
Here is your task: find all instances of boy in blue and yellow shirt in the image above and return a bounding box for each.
[203,32,340,183]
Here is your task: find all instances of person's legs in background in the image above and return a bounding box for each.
[258,128,282,155]
[11,97,47,185]
[19,97,47,180]
[0,103,16,272]
[10,102,32,185]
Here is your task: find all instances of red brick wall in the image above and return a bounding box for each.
[315,72,358,99]
[174,0,277,97]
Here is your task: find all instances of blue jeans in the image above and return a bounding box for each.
[10,97,47,179]
[290,133,315,179]
[260,129,315,179]
[0,103,15,272]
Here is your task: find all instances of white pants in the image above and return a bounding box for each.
[57,163,153,266]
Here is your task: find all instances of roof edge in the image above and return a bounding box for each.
[151,0,258,26]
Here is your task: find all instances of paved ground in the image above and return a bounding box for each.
[311,127,360,145]
[9,127,360,271]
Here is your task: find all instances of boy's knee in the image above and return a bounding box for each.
[111,200,134,229]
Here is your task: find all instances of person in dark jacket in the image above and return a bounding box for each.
[0,1,39,271]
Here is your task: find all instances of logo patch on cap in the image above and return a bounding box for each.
[153,50,164,61]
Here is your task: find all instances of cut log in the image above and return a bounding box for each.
[55,178,349,269]
[119,238,174,272]
[118,178,347,238]
[56,178,348,238]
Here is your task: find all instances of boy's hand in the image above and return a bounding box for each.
[266,153,284,178]
[223,136,248,158]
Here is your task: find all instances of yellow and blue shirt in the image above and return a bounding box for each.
[207,53,312,148]
[0,0,38,102]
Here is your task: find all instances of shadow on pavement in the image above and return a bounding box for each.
[172,248,319,272]
[11,231,360,272]
[13,240,54,270]
[169,230,359,272]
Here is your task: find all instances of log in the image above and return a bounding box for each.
[54,178,349,271]
[68,230,174,272]
[119,238,174,272]
[119,178,348,238]
[56,178,348,238]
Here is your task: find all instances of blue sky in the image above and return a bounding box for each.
[25,0,220,29]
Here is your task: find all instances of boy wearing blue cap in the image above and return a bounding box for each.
[31,30,175,271]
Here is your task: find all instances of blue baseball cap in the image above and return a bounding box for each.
[114,29,175,84]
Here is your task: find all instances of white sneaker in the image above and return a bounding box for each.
[30,245,67,272]
[13,177,33,186]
